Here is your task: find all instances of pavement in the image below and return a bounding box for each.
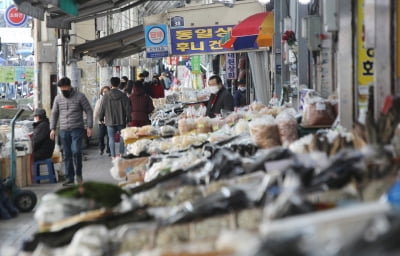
[0,145,116,254]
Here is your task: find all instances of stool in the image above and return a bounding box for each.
[33,158,57,184]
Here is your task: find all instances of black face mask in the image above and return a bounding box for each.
[61,89,71,98]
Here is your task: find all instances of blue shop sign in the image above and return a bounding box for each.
[170,25,234,56]
[145,24,169,58]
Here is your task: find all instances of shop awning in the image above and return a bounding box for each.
[221,11,274,50]
[73,25,145,64]
[13,0,148,29]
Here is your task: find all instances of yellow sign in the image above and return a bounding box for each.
[357,0,374,109]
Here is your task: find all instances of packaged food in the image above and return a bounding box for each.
[302,91,336,127]
[249,101,267,112]
[178,118,196,135]
[234,119,249,135]
[249,116,281,149]
[137,125,159,136]
[160,125,178,137]
[196,116,212,134]
[276,109,298,146]
[121,127,139,143]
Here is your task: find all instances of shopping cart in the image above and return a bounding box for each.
[2,109,37,212]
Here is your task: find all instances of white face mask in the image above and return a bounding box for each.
[238,87,246,92]
[208,86,220,94]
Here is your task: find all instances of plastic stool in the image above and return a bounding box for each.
[33,158,57,184]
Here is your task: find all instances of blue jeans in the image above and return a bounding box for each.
[60,128,84,182]
[107,125,125,157]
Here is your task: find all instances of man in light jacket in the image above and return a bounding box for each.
[50,77,93,186]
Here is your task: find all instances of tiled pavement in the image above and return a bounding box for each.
[0,146,115,254]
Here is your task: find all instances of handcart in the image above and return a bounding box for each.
[2,108,37,212]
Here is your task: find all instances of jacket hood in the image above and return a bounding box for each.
[109,88,125,100]
[132,86,146,96]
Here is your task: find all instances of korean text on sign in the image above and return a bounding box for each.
[170,25,234,55]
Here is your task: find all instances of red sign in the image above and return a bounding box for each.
[169,56,178,66]
[5,5,27,27]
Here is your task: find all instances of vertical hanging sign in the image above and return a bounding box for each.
[191,56,201,74]
[357,0,375,120]
[225,53,237,79]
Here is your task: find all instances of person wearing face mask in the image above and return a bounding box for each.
[50,77,94,186]
[32,108,55,162]
[149,75,165,99]
[94,86,111,156]
[234,80,248,107]
[205,75,234,118]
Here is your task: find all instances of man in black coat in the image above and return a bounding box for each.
[205,75,234,118]
[33,108,55,161]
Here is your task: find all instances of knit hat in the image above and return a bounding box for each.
[34,108,46,117]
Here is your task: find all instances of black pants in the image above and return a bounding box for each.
[98,123,110,153]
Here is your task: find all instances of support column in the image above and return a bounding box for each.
[337,0,354,129]
[33,18,40,109]
[374,0,392,119]
[36,20,57,114]
[99,65,113,87]
[273,0,282,98]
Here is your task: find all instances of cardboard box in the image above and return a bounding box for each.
[1,153,32,187]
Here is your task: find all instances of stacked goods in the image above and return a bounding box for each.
[249,116,281,149]
[276,109,298,146]
[301,91,336,127]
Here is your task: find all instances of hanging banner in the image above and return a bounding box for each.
[357,0,375,119]
[145,24,169,58]
[191,55,201,74]
[169,56,179,65]
[0,67,16,82]
[170,25,234,55]
[225,53,237,79]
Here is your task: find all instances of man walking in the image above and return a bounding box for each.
[98,77,130,158]
[50,77,93,186]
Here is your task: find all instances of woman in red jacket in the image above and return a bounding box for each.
[129,80,155,127]
[149,76,165,99]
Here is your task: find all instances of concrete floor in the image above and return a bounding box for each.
[0,146,115,254]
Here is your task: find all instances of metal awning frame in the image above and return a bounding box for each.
[73,25,145,65]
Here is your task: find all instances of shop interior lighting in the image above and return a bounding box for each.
[258,0,271,4]
[299,0,312,4]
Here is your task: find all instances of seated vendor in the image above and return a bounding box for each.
[33,108,55,161]
[205,75,234,118]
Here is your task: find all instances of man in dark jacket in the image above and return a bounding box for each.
[234,80,247,107]
[50,77,93,186]
[98,77,131,158]
[205,75,234,118]
[33,108,55,161]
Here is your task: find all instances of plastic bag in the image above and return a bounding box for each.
[249,116,281,149]
[276,109,298,146]
[302,91,336,127]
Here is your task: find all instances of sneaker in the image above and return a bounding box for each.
[62,180,74,186]
[99,150,104,155]
[75,176,83,185]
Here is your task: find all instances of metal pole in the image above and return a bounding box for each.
[374,0,392,119]
[337,0,354,129]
